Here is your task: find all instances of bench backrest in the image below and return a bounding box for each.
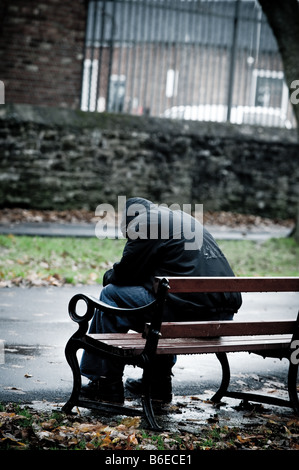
[157,276,299,293]
[160,320,297,338]
[153,276,299,340]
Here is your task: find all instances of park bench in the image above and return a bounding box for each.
[62,276,299,430]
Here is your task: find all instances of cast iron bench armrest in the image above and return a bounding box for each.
[67,293,160,337]
[68,293,157,322]
[67,278,169,337]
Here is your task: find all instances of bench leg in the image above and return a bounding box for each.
[288,361,299,414]
[141,367,162,431]
[62,338,82,414]
[211,352,231,403]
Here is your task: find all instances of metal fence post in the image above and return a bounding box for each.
[226,0,241,122]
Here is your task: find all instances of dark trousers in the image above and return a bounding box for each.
[80,284,175,381]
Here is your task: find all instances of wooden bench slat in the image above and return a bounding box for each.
[88,333,144,346]
[155,335,291,354]
[158,276,299,293]
[88,321,297,342]
[88,333,142,341]
[160,320,297,338]
[88,333,292,355]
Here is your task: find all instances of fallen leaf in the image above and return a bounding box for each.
[88,272,98,281]
[283,426,292,435]
[236,434,252,443]
[40,419,57,430]
[119,416,140,429]
[3,386,25,394]
[0,412,27,420]
[74,422,109,433]
[100,435,112,448]
[127,433,138,445]
[0,434,27,447]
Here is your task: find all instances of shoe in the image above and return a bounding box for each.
[80,378,124,404]
[125,376,172,403]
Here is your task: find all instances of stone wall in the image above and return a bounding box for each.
[0,104,298,219]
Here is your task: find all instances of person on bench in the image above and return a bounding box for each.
[80,197,242,404]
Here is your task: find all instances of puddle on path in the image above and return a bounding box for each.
[25,391,296,434]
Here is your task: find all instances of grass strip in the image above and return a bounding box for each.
[0,235,298,286]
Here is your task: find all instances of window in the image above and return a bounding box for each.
[108,75,126,112]
[252,69,288,110]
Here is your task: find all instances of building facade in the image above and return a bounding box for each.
[0,0,296,127]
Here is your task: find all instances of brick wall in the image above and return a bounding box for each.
[0,0,87,109]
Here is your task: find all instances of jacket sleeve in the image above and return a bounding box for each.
[102,238,159,286]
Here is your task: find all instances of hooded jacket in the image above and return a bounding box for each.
[103,197,242,318]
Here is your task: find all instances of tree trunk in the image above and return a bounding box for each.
[289,203,299,243]
[258,0,299,133]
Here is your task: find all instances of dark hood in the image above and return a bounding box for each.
[120,197,155,237]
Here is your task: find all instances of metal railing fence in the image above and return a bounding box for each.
[81,0,296,129]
